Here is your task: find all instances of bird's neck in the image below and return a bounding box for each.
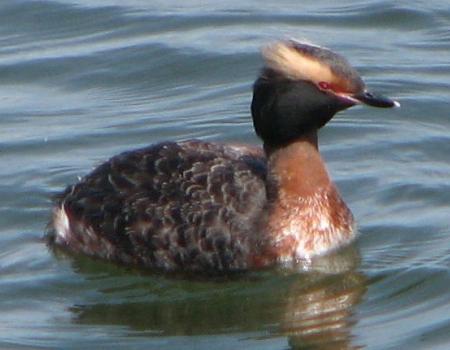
[265,132,330,199]
[259,131,355,264]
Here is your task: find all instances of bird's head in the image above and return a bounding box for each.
[251,40,399,147]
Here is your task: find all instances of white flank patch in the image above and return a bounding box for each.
[53,205,71,243]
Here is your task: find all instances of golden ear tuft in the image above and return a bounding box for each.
[262,41,336,86]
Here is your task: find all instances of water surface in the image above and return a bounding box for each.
[1,1,449,349]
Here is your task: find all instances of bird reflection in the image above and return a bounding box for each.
[280,270,365,349]
[56,245,367,349]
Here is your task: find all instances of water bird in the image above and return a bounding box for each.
[49,40,399,273]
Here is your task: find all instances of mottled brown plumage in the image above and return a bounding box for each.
[50,39,398,273]
[52,141,268,272]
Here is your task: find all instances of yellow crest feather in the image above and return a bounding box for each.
[262,42,337,85]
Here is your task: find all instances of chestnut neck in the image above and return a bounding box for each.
[253,130,355,266]
[264,131,332,201]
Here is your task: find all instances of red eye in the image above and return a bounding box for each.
[318,81,331,90]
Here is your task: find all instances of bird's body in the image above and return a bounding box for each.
[50,40,398,273]
[53,140,267,272]
[52,137,354,272]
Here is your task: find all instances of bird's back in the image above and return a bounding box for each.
[51,140,268,272]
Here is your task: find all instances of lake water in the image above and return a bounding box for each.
[1,1,449,349]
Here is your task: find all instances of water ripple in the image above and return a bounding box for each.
[1,1,449,349]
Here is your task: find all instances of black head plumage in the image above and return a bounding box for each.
[251,40,398,147]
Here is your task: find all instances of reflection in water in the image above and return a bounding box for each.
[60,246,366,349]
[281,271,365,349]
[278,247,366,349]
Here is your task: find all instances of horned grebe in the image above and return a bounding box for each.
[49,40,398,273]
